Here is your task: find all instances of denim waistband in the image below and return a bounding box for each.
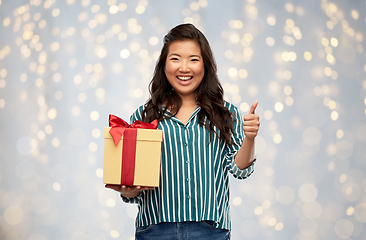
[135,221,230,240]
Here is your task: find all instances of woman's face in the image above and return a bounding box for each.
[164,40,204,100]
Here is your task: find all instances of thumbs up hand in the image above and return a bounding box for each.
[243,101,260,140]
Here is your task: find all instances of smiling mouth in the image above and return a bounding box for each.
[177,76,193,81]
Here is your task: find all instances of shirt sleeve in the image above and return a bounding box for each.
[120,192,143,204]
[119,105,145,204]
[224,103,255,180]
[129,105,144,123]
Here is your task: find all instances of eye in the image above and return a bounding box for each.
[170,57,179,61]
[191,58,199,61]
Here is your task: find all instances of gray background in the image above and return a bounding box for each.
[0,0,365,239]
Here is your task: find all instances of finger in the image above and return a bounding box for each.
[243,115,259,122]
[105,184,119,187]
[243,122,259,127]
[244,133,258,139]
[105,184,122,192]
[245,129,258,134]
[243,126,259,133]
[105,184,118,189]
[249,100,258,114]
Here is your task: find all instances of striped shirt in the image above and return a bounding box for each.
[121,101,255,230]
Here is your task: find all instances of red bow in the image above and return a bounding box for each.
[109,114,158,146]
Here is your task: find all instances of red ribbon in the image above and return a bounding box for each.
[108,114,158,186]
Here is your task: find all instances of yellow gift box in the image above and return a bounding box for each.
[103,126,163,187]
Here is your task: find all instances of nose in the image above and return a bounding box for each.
[179,60,190,72]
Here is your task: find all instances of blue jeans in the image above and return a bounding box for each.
[135,221,230,240]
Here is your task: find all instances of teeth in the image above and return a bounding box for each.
[177,76,192,81]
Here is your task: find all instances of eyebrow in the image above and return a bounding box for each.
[168,53,201,58]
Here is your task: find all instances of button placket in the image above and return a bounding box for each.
[184,125,188,147]
[183,123,192,202]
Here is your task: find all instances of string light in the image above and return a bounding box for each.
[0,1,365,239]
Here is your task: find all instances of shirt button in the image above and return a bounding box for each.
[186,160,189,164]
[184,143,188,146]
[187,196,191,199]
[186,178,190,182]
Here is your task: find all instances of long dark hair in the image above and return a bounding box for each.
[142,23,234,144]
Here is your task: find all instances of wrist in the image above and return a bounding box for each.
[244,136,255,141]
[122,192,140,198]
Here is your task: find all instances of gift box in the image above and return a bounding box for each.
[103,115,163,187]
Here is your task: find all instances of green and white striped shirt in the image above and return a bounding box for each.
[122,101,255,230]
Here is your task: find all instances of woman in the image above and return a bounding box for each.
[106,23,260,240]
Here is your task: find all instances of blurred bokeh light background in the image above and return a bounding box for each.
[1,0,366,239]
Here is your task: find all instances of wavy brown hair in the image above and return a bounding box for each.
[141,23,234,144]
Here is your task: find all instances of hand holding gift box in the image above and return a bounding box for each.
[103,114,163,187]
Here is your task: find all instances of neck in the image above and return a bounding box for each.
[176,91,197,106]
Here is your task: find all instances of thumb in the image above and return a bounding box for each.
[249,100,258,114]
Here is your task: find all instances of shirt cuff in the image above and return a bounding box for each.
[230,158,256,179]
[120,192,142,204]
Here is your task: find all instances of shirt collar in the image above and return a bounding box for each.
[163,105,201,126]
